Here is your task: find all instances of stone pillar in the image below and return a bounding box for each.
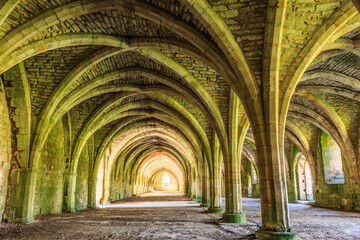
[195,164,202,203]
[255,140,297,239]
[253,98,297,239]
[100,179,111,205]
[100,152,110,204]
[88,177,97,208]
[200,160,210,207]
[7,169,37,223]
[223,158,246,223]
[248,162,260,197]
[126,182,132,197]
[287,171,297,203]
[244,164,252,197]
[191,168,196,199]
[288,145,300,203]
[255,1,297,238]
[223,94,246,223]
[253,109,297,239]
[141,185,146,194]
[208,133,223,213]
[132,177,139,195]
[119,175,126,199]
[63,173,77,212]
[87,135,97,207]
[185,170,192,198]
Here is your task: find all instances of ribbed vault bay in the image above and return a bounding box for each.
[0,1,360,239]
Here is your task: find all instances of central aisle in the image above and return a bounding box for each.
[99,191,198,208]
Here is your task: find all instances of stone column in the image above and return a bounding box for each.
[88,177,97,208]
[10,169,37,223]
[200,160,210,207]
[223,94,246,223]
[250,164,260,198]
[195,164,202,203]
[100,153,110,204]
[186,179,191,198]
[208,133,223,213]
[87,135,97,207]
[223,158,246,223]
[185,170,192,198]
[256,1,297,237]
[253,79,297,239]
[100,179,111,205]
[255,133,297,239]
[288,145,300,203]
[63,173,77,212]
[191,168,196,199]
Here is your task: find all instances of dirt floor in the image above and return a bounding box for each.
[1,191,360,239]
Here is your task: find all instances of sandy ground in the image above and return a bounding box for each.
[1,191,360,240]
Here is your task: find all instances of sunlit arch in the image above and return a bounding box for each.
[133,153,186,193]
[73,99,208,173]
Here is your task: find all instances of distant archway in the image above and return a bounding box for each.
[297,154,313,201]
[153,172,179,191]
[320,131,345,185]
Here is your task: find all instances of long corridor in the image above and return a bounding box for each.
[1,191,360,240]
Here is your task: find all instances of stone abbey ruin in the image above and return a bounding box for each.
[0,0,360,239]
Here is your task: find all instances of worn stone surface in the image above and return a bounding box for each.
[1,193,360,239]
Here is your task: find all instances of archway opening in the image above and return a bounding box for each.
[320,131,345,185]
[162,174,170,188]
[297,155,313,201]
[153,172,179,191]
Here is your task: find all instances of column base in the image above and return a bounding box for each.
[222,213,246,223]
[257,229,297,240]
[207,207,224,213]
[100,200,110,206]
[200,203,210,207]
[12,216,34,223]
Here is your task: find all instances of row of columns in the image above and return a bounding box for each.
[192,91,296,239]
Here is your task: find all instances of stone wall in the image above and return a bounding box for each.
[110,180,121,202]
[314,132,359,211]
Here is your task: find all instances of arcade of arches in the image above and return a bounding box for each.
[0,0,360,239]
